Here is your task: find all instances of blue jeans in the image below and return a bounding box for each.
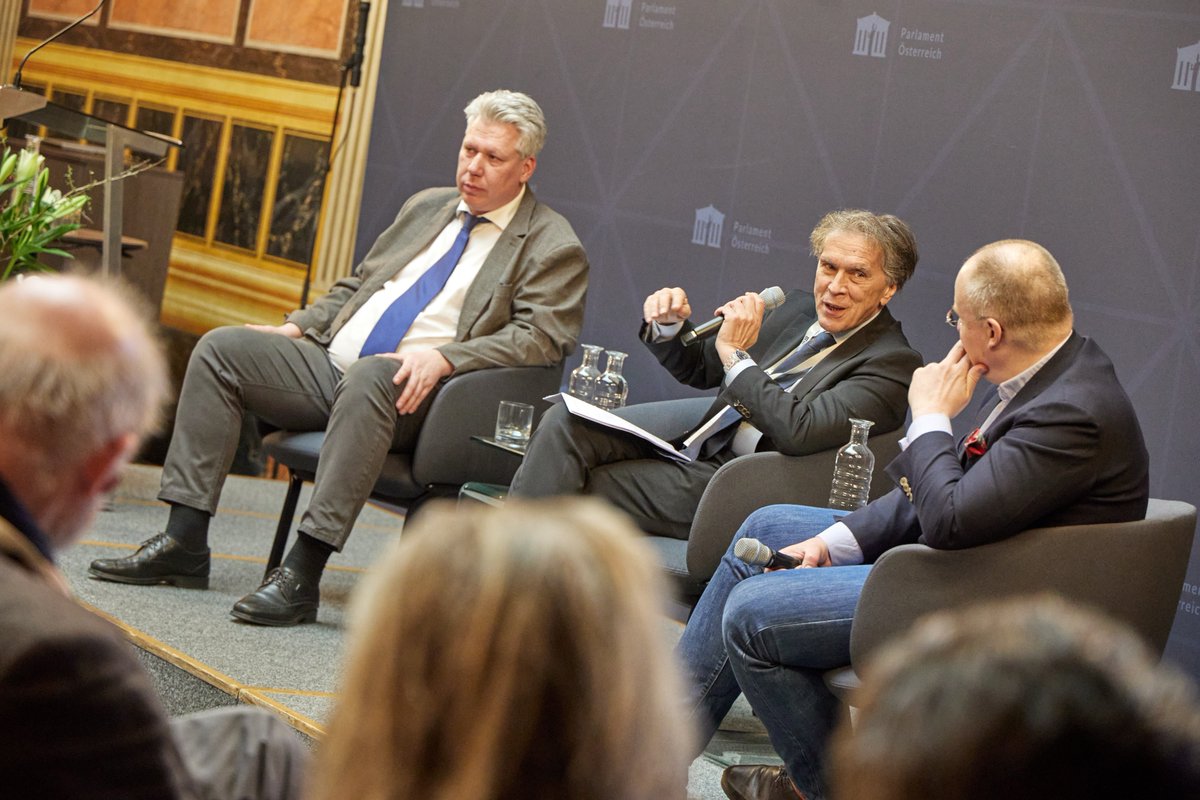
[676,505,869,800]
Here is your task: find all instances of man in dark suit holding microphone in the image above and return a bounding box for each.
[682,239,1150,800]
[510,209,923,537]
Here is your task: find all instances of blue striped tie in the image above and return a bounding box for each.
[359,212,484,357]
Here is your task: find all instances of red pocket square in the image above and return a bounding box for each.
[964,427,988,458]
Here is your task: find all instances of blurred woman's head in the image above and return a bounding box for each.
[311,498,694,800]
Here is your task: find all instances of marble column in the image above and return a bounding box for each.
[0,1,19,84]
[311,0,389,297]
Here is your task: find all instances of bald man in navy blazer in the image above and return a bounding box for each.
[679,239,1150,800]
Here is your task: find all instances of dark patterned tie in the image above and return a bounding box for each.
[359,212,484,357]
[681,330,836,459]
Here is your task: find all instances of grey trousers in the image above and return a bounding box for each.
[159,327,434,550]
[170,706,308,800]
[508,403,735,538]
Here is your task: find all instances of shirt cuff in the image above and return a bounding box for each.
[723,357,758,385]
[817,521,864,566]
[648,320,683,343]
[900,413,952,449]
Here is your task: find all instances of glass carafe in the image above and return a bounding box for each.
[594,350,629,410]
[828,418,875,511]
[567,344,604,402]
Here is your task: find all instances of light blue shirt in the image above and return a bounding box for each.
[818,334,1071,565]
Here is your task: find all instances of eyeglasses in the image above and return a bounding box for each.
[945,309,961,328]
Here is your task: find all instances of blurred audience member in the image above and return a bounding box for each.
[310,499,693,800]
[831,597,1200,800]
[0,275,305,799]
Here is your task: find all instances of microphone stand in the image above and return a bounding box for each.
[298,1,370,310]
[13,0,108,88]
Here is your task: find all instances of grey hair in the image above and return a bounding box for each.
[809,209,919,291]
[464,90,547,159]
[0,275,169,482]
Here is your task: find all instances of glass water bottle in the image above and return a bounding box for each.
[567,344,604,402]
[828,418,875,511]
[594,350,629,410]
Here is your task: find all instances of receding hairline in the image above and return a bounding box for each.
[958,238,1073,346]
[2,275,131,360]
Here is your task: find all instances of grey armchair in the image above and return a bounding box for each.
[614,398,905,602]
[824,498,1198,700]
[259,364,563,576]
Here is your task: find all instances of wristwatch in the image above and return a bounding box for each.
[723,348,751,372]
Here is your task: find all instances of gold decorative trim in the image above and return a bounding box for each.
[79,600,328,739]
[15,39,338,130]
[9,29,380,332]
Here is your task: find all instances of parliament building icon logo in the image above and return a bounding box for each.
[692,205,725,249]
[1173,40,1200,92]
[853,13,890,58]
[603,0,632,30]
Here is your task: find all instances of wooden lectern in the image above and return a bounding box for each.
[0,84,182,278]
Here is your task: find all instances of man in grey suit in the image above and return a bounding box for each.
[0,275,306,799]
[510,210,922,538]
[91,90,589,626]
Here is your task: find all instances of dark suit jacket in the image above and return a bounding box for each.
[288,187,589,373]
[644,292,922,455]
[848,333,1150,563]
[0,520,195,799]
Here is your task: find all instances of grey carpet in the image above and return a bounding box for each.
[60,464,777,799]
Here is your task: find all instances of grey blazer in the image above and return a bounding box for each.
[288,187,589,374]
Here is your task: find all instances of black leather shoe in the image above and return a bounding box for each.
[89,533,210,589]
[230,567,319,626]
[721,765,806,800]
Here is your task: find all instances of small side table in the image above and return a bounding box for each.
[469,434,528,457]
[459,481,509,507]
[459,435,527,507]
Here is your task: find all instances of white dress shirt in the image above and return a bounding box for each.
[326,186,525,373]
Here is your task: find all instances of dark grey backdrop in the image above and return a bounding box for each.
[356,0,1200,677]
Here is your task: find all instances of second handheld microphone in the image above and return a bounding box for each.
[733,537,802,570]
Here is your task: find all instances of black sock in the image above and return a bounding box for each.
[165,503,210,551]
[282,532,334,581]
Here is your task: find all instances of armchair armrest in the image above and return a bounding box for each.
[685,427,905,580]
[412,364,563,487]
[849,499,1197,666]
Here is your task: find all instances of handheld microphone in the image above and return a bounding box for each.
[733,537,801,570]
[680,286,785,346]
[347,2,372,88]
[13,0,107,89]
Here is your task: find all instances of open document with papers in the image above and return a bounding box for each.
[548,393,694,462]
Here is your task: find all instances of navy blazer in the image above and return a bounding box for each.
[847,333,1150,563]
